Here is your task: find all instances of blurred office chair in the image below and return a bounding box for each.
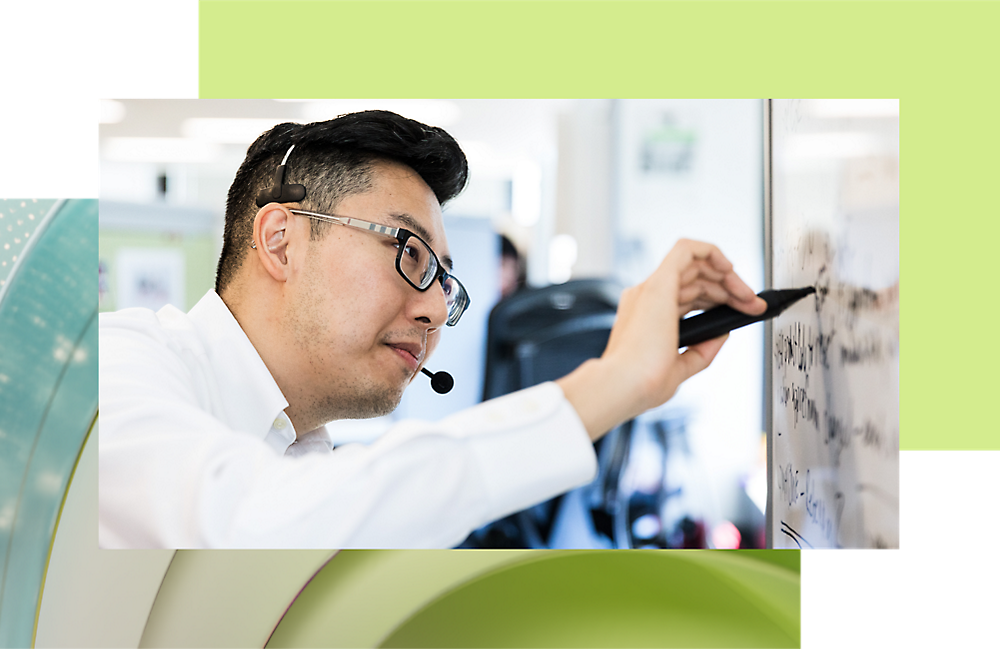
[481,279,621,402]
[461,279,631,548]
[461,278,715,549]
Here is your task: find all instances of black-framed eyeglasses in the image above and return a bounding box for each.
[289,209,470,326]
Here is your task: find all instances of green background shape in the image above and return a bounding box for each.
[265,550,539,648]
[381,552,799,648]
[266,550,799,648]
[0,199,99,647]
[199,0,1000,450]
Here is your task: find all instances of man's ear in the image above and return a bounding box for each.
[252,204,291,281]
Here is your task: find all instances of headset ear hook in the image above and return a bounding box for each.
[255,144,307,208]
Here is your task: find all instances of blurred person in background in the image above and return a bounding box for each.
[499,234,527,298]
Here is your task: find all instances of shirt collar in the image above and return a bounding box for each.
[186,290,290,443]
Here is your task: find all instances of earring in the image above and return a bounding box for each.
[251,240,257,249]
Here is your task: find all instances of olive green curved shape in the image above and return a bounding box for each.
[379,551,799,648]
[0,199,99,647]
[267,550,544,649]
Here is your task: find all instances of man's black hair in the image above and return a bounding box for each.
[500,234,519,260]
[215,110,469,292]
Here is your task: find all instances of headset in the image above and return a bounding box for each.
[255,145,306,207]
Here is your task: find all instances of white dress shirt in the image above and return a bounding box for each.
[98,290,597,549]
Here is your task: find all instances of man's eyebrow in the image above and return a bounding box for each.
[387,212,453,271]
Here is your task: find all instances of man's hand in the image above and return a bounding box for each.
[556,239,767,440]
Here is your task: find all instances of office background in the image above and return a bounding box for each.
[99,98,767,549]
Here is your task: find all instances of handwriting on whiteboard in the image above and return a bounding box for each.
[769,98,899,549]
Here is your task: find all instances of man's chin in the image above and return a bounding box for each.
[341,384,405,420]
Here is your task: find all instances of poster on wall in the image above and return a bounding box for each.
[115,247,185,312]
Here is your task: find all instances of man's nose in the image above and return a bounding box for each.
[410,278,449,331]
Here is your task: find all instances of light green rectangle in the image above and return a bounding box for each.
[200,1,1000,448]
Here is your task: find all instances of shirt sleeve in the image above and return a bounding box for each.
[99,321,597,549]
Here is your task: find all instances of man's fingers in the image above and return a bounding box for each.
[722,271,763,309]
[678,240,738,275]
[678,279,733,309]
[679,259,727,286]
[672,241,758,307]
[665,240,732,276]
[681,298,726,314]
[679,268,766,317]
[671,334,728,385]
[731,294,768,315]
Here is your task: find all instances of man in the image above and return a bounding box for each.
[99,111,765,548]
[499,234,526,298]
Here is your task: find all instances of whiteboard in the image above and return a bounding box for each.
[767,99,899,549]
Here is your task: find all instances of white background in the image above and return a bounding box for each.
[2,2,996,647]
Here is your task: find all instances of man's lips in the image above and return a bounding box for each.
[386,342,423,372]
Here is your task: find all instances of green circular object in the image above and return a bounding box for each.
[379,551,799,648]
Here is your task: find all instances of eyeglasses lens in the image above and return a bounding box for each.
[398,235,468,326]
[442,276,468,326]
[398,239,433,288]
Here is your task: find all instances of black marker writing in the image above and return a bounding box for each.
[778,381,820,430]
[780,520,813,549]
[777,463,804,507]
[839,330,897,365]
[805,470,845,545]
[822,413,896,460]
[823,411,850,466]
[846,287,880,312]
[774,323,834,377]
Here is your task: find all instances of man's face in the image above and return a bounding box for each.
[285,161,452,422]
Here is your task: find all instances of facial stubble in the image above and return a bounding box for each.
[290,253,410,424]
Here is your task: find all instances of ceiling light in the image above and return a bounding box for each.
[181,118,290,144]
[301,100,461,127]
[100,100,126,124]
[103,137,222,163]
[808,99,899,118]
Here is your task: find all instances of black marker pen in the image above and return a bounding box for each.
[678,287,816,348]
